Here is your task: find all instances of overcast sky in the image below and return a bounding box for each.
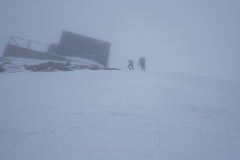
[1,0,240,80]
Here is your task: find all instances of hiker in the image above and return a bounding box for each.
[138,57,145,71]
[128,60,134,70]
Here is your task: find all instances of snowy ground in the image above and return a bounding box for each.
[0,57,104,73]
[0,70,240,160]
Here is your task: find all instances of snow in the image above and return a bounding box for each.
[64,56,104,67]
[0,57,104,73]
[0,69,240,160]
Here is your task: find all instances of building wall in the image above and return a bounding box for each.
[3,44,67,61]
[55,31,111,67]
[48,44,59,55]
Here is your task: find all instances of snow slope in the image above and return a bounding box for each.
[0,70,240,160]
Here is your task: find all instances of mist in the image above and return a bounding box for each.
[1,0,240,80]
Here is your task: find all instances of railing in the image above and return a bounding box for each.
[8,36,49,53]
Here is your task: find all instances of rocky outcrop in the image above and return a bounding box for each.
[23,61,115,72]
[24,61,72,72]
[24,61,120,72]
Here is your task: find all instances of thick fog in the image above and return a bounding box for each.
[1,0,240,80]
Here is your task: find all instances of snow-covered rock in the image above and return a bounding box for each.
[0,57,109,73]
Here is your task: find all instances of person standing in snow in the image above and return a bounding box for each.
[128,60,134,70]
[138,57,145,71]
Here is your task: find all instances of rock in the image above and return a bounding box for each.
[24,61,72,72]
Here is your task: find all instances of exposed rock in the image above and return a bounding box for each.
[71,64,104,70]
[1,58,120,73]
[24,61,72,72]
[23,61,113,72]
[105,67,120,70]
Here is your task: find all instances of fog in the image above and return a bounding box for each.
[1,0,240,80]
